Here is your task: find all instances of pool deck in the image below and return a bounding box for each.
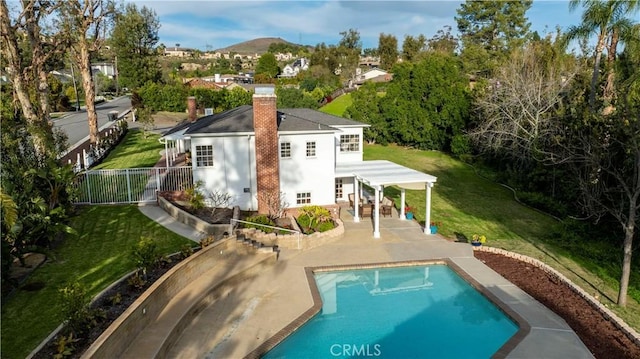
[139,204,594,358]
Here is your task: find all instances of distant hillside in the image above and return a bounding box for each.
[215,37,310,55]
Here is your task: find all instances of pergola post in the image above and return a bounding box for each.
[164,141,169,168]
[400,189,406,220]
[425,182,434,234]
[353,178,360,223]
[373,186,380,238]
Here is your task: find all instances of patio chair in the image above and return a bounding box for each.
[359,203,373,218]
[380,196,393,217]
[348,193,355,208]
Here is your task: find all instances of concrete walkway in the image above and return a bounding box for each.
[138,205,594,358]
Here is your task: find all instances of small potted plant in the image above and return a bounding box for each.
[405,206,414,220]
[430,221,441,234]
[470,234,487,247]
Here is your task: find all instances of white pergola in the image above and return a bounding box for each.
[336,160,438,238]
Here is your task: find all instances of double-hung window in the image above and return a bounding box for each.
[340,134,360,152]
[195,145,214,167]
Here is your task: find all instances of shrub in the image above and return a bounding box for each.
[244,215,276,233]
[130,237,162,274]
[517,191,568,218]
[127,271,147,289]
[59,282,102,335]
[185,181,205,211]
[297,205,335,234]
[200,235,215,248]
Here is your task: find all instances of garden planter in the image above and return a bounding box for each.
[471,241,482,247]
[406,212,414,220]
[430,225,438,234]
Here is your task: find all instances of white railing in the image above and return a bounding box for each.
[230,218,303,249]
[73,166,193,204]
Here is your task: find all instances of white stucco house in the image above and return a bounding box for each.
[161,88,437,238]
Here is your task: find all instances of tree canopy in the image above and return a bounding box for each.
[111,3,162,90]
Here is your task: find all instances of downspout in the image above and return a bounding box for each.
[247,134,253,211]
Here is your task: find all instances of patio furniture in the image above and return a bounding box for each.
[380,196,393,217]
[348,193,355,208]
[359,203,373,218]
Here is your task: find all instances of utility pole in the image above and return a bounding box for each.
[70,57,80,111]
[114,55,119,96]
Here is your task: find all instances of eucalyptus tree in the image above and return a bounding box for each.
[0,0,66,156]
[377,33,398,71]
[401,34,426,62]
[110,2,161,90]
[57,0,117,144]
[566,0,640,109]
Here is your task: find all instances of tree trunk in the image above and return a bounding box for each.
[617,217,635,306]
[0,0,47,155]
[603,29,619,108]
[77,43,99,144]
[589,35,606,109]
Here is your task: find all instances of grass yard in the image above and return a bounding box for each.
[319,92,352,116]
[92,129,164,169]
[0,205,194,359]
[364,143,640,331]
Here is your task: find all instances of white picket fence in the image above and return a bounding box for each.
[73,167,193,204]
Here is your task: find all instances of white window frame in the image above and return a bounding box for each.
[335,178,343,200]
[306,141,316,157]
[340,134,360,152]
[296,192,311,205]
[280,142,291,158]
[195,145,214,167]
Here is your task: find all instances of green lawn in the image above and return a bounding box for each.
[0,206,194,359]
[365,143,640,331]
[319,92,352,116]
[92,129,164,169]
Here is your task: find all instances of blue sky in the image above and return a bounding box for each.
[132,1,585,51]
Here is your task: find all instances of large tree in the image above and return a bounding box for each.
[456,0,532,75]
[110,2,161,90]
[377,33,398,71]
[380,52,470,151]
[470,38,579,162]
[566,0,640,109]
[401,34,426,62]
[255,52,280,79]
[58,0,116,144]
[0,0,66,156]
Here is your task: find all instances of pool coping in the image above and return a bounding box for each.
[244,259,531,359]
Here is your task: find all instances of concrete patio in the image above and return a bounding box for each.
[137,204,593,358]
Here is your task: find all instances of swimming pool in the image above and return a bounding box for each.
[263,263,520,358]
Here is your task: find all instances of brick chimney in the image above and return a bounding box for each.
[253,87,280,214]
[187,96,197,122]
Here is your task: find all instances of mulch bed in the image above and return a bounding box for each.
[31,253,194,359]
[475,251,640,359]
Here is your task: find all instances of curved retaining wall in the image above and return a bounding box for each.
[475,246,640,347]
[81,238,275,358]
[157,195,237,238]
[237,217,345,250]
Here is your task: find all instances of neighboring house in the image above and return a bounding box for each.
[161,87,437,238]
[164,47,195,57]
[91,62,115,79]
[280,58,309,78]
[350,68,393,88]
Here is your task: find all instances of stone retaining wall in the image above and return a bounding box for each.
[157,195,236,238]
[237,217,345,250]
[475,246,640,347]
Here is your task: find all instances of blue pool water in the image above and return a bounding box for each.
[263,265,518,359]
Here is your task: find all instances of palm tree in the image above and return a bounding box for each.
[566,0,639,109]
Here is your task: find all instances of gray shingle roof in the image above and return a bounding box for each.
[183,105,367,136]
